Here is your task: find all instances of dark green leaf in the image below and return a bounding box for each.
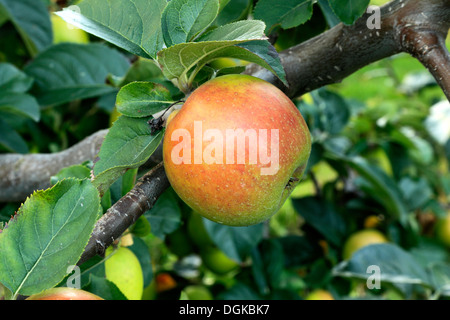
[128,236,153,287]
[327,0,370,25]
[161,0,220,47]
[24,43,130,107]
[332,244,432,292]
[144,188,182,240]
[254,0,313,32]
[0,0,52,55]
[0,93,40,122]
[0,62,34,93]
[116,82,174,118]
[203,219,264,263]
[0,118,28,153]
[292,196,347,246]
[92,116,164,194]
[0,179,101,297]
[56,0,167,59]
[85,274,127,300]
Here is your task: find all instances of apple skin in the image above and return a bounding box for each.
[163,74,311,226]
[26,287,103,300]
[305,289,334,300]
[342,229,388,260]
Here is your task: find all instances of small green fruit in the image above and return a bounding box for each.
[200,246,239,275]
[51,14,89,44]
[183,285,213,300]
[436,214,450,248]
[305,289,334,300]
[105,246,144,300]
[342,229,388,260]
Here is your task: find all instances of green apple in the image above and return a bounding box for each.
[200,246,239,275]
[436,213,450,248]
[105,246,144,300]
[342,229,388,260]
[182,285,213,300]
[51,14,89,44]
[305,289,334,300]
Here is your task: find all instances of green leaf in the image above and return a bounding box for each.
[55,0,167,59]
[327,0,370,25]
[92,116,163,194]
[116,82,174,118]
[0,118,28,154]
[197,20,266,42]
[251,239,284,295]
[276,235,322,267]
[0,93,40,122]
[203,218,264,263]
[161,0,220,47]
[24,43,130,107]
[253,0,313,32]
[0,63,34,93]
[215,0,250,25]
[317,0,340,28]
[84,275,127,300]
[0,178,101,297]
[332,243,432,293]
[144,188,182,240]
[50,164,92,186]
[0,0,52,56]
[428,263,450,297]
[128,236,153,287]
[312,89,351,135]
[292,196,347,246]
[347,156,408,222]
[157,39,286,87]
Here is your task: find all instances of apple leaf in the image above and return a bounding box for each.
[161,0,220,47]
[0,179,102,298]
[0,63,34,93]
[0,93,40,122]
[158,39,286,87]
[292,196,348,247]
[92,116,164,195]
[55,0,167,59]
[332,243,432,294]
[144,188,182,240]
[202,218,264,262]
[253,0,314,32]
[116,82,175,118]
[327,0,370,25]
[346,156,408,223]
[24,43,130,107]
[197,20,266,42]
[0,118,28,154]
[0,0,52,56]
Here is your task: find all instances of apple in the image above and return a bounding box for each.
[305,289,334,300]
[163,74,311,226]
[104,246,144,300]
[342,229,388,260]
[200,246,239,275]
[51,14,89,44]
[26,287,103,300]
[182,285,213,300]
[436,213,450,248]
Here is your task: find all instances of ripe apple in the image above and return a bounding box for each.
[305,289,334,300]
[163,74,311,226]
[26,287,103,300]
[200,246,239,275]
[342,229,388,260]
[105,246,144,300]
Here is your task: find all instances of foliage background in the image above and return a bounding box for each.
[0,0,449,300]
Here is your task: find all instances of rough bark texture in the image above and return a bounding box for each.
[0,0,449,264]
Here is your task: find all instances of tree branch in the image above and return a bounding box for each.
[245,0,450,100]
[78,162,170,265]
